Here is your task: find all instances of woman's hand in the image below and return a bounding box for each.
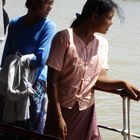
[121,82,140,101]
[96,68,140,101]
[58,117,67,140]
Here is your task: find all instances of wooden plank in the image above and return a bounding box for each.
[0,122,62,140]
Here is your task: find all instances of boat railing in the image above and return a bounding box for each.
[0,88,140,140]
[95,87,140,140]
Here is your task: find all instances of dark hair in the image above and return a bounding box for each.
[71,0,124,28]
[25,0,45,10]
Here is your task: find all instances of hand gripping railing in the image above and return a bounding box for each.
[95,87,140,139]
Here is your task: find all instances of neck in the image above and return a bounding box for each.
[23,11,45,27]
[73,23,95,45]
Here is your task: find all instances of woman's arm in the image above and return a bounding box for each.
[46,66,67,140]
[30,21,56,69]
[95,68,140,101]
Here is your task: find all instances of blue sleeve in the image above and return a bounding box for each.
[31,20,56,68]
[1,20,15,66]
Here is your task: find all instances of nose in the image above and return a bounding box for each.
[110,20,113,26]
[49,4,53,11]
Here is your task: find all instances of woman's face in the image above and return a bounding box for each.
[38,0,54,17]
[94,8,115,34]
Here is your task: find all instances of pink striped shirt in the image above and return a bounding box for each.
[47,28,109,110]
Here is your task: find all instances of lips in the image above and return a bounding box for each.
[106,26,110,31]
[105,27,108,31]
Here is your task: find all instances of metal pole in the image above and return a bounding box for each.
[127,98,131,140]
[122,97,127,140]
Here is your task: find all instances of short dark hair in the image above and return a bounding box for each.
[71,0,124,28]
[25,0,45,10]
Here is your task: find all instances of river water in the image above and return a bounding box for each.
[0,0,140,139]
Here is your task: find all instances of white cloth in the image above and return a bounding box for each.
[95,34,109,69]
[0,52,37,122]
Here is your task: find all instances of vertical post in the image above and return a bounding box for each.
[0,0,4,41]
[127,98,131,140]
[122,97,131,140]
[122,97,127,140]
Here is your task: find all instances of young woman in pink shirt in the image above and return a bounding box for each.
[44,0,140,139]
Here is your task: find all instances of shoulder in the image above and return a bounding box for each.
[51,29,70,49]
[94,34,108,45]
[94,34,109,54]
[56,29,68,36]
[9,17,22,25]
[43,18,56,30]
[53,29,69,42]
[39,18,56,36]
[8,16,23,29]
[95,34,108,49]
